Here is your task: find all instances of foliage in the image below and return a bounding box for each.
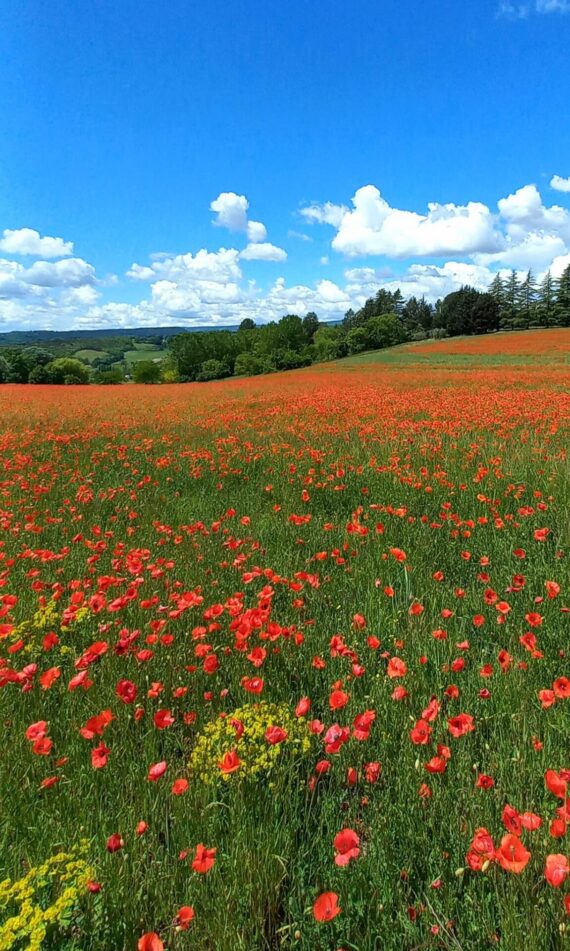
[132,361,161,384]
[189,701,312,785]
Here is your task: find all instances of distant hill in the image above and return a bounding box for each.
[0,325,242,347]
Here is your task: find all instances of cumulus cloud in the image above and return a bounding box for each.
[498,183,570,239]
[344,262,498,302]
[551,174,570,193]
[246,221,268,242]
[2,177,569,331]
[239,242,287,262]
[0,227,73,258]
[300,201,348,228]
[302,181,570,272]
[127,248,242,283]
[302,185,504,258]
[22,258,96,288]
[210,192,249,232]
[210,192,268,244]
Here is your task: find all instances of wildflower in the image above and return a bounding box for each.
[191,843,216,873]
[313,891,341,922]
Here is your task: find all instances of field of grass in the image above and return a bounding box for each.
[73,349,110,363]
[124,348,164,364]
[0,329,569,951]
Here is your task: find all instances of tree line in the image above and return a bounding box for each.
[0,264,568,383]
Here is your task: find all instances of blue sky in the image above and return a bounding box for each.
[1,0,569,329]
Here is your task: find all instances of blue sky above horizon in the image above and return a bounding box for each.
[1,0,569,330]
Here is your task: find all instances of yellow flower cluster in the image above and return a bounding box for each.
[189,701,312,785]
[7,600,91,657]
[0,841,94,950]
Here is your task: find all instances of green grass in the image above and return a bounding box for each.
[73,348,110,363]
[124,348,164,363]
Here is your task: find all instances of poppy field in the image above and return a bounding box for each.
[1,329,570,951]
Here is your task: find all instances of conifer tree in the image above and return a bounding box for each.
[537,270,556,327]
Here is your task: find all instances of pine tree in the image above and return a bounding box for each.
[536,271,557,327]
[555,264,570,327]
[504,270,521,326]
[520,270,537,326]
[489,274,506,322]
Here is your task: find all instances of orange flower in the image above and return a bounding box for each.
[495,834,531,874]
[313,891,341,922]
[545,854,569,888]
[138,934,163,951]
[218,750,241,773]
[191,843,216,873]
[333,828,360,867]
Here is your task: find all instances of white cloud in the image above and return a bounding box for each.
[210,192,249,232]
[1,178,569,332]
[210,192,269,244]
[550,252,570,278]
[328,186,503,258]
[0,227,73,258]
[551,174,570,193]
[498,183,570,240]
[22,258,96,288]
[302,186,503,258]
[239,242,287,262]
[246,220,267,242]
[300,201,348,228]
[127,248,242,283]
[344,262,498,302]
[288,230,312,242]
[303,181,570,273]
[474,232,567,271]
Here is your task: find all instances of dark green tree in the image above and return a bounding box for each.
[302,311,319,342]
[132,361,161,383]
[555,264,570,327]
[536,271,557,327]
[44,358,90,384]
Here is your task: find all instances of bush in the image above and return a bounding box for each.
[346,327,368,354]
[44,358,90,385]
[196,359,231,382]
[234,353,268,376]
[132,361,161,384]
[93,368,125,385]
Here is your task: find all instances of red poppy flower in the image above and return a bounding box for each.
[191,843,216,873]
[546,770,569,799]
[91,742,110,769]
[265,726,288,744]
[172,778,189,795]
[545,854,569,888]
[153,709,175,729]
[333,828,360,866]
[137,934,163,951]
[175,905,195,930]
[215,747,241,774]
[147,761,168,782]
[313,891,341,922]
[387,657,407,679]
[495,834,531,873]
[329,689,349,710]
[106,833,124,853]
[448,713,475,738]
